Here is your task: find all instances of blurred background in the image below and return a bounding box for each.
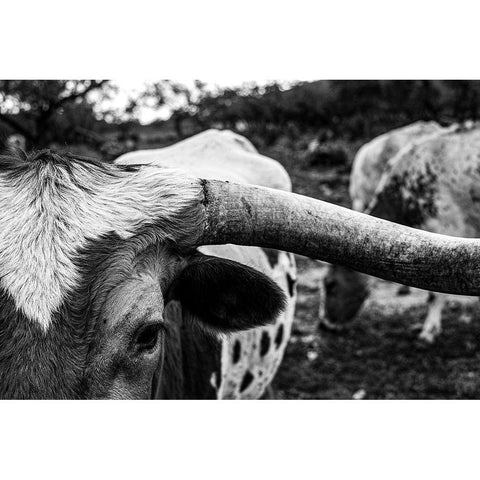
[2,79,480,200]
[2,79,480,398]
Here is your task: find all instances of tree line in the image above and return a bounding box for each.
[1,80,479,154]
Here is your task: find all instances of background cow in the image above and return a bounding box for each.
[321,123,480,342]
[319,121,446,335]
[116,129,298,399]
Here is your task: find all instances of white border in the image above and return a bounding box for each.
[1,2,479,478]
[2,0,480,79]
[0,400,478,479]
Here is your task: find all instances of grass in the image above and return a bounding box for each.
[273,257,480,399]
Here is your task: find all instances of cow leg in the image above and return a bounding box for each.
[418,293,447,343]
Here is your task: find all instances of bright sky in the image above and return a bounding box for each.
[107,80,163,123]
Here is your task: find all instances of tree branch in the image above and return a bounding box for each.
[53,80,108,110]
[34,80,109,144]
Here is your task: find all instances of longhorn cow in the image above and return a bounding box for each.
[1,129,480,399]
[321,123,480,342]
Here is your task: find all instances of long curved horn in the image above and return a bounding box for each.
[196,180,480,296]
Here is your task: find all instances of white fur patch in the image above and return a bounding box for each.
[216,251,297,399]
[0,161,201,330]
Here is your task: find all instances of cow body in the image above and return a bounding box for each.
[322,122,480,342]
[117,129,297,399]
[116,129,291,190]
[349,121,443,212]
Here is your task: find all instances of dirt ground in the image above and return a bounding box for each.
[261,138,480,399]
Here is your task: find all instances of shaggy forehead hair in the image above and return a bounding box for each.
[0,149,203,330]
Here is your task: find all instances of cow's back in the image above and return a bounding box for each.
[371,126,480,237]
[116,129,292,192]
[349,121,443,211]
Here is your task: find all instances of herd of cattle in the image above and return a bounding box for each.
[0,123,480,399]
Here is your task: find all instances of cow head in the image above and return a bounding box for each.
[0,150,284,399]
[318,265,369,330]
[2,148,480,399]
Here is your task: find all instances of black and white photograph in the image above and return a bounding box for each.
[2,1,479,478]
[2,79,480,401]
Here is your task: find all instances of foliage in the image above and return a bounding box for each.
[138,80,209,138]
[154,80,480,147]
[0,80,110,148]
[3,79,480,156]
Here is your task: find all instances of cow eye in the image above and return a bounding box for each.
[134,323,162,353]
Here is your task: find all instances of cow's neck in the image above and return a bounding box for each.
[0,291,87,399]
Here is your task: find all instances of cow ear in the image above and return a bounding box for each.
[168,253,286,333]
